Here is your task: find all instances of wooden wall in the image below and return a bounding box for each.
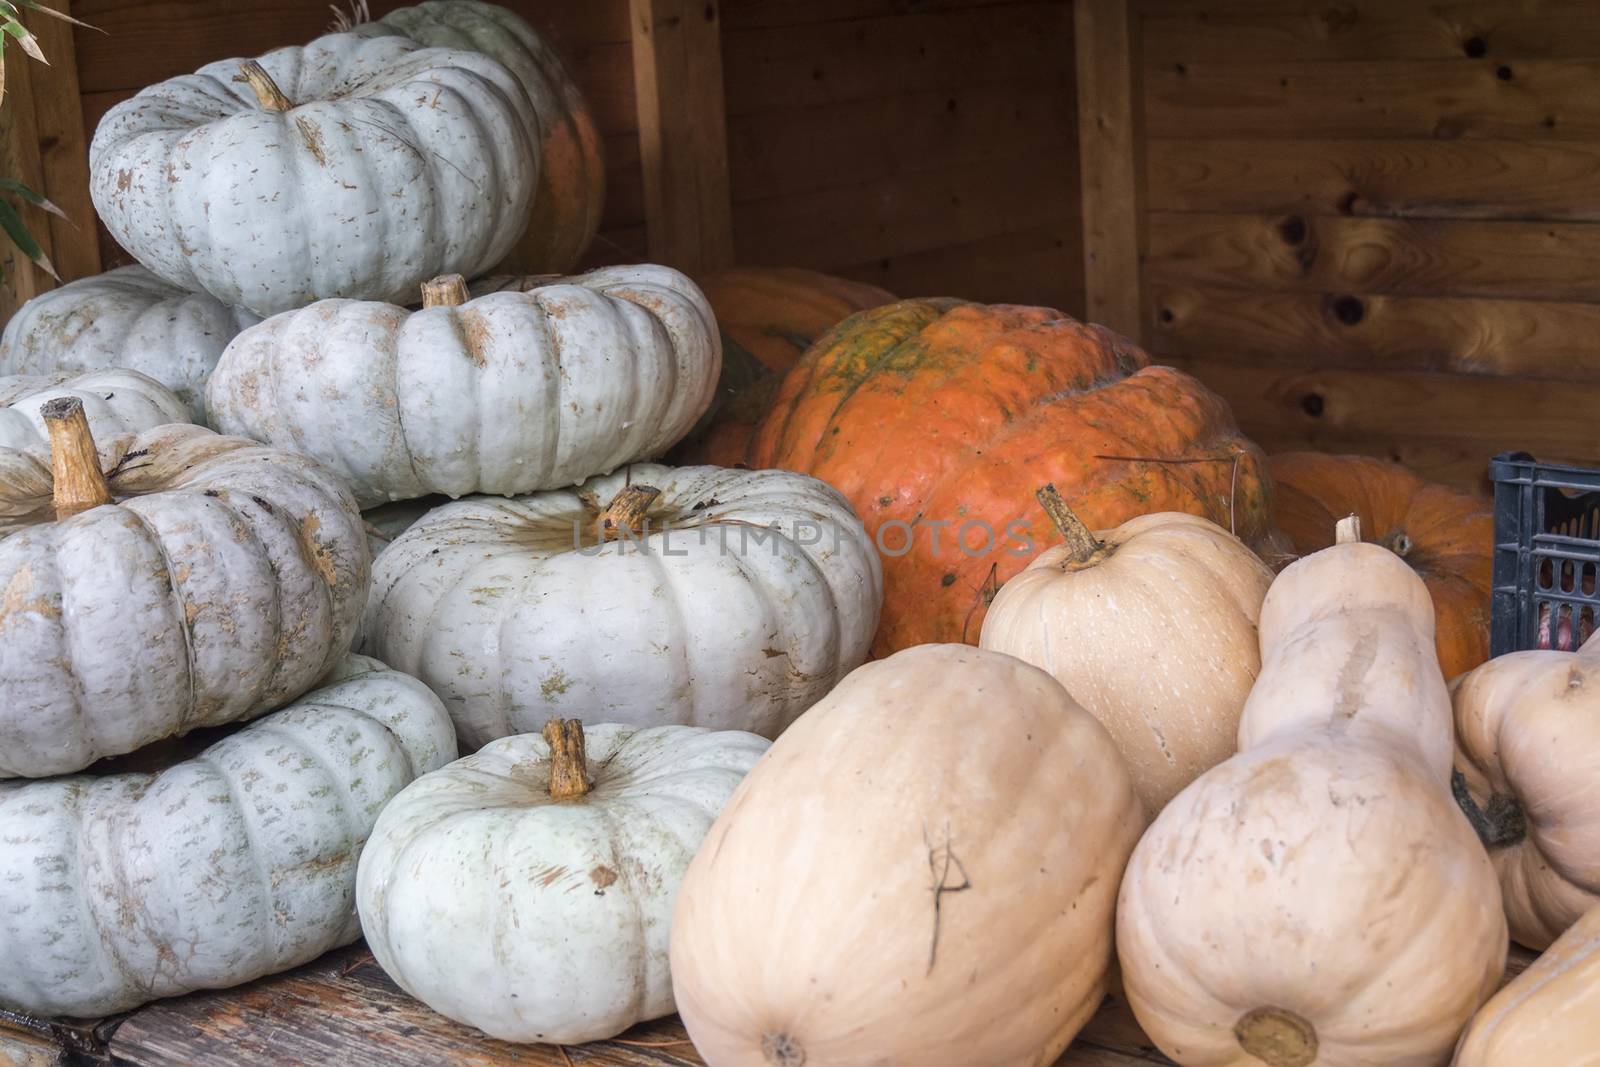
[66,0,648,274]
[721,0,1085,310]
[3,0,1084,320]
[1128,0,1600,491]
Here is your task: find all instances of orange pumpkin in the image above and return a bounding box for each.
[748,299,1273,657]
[1269,452,1492,680]
[672,268,895,466]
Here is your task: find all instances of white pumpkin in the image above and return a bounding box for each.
[0,265,260,419]
[350,0,604,274]
[89,32,538,316]
[0,656,456,1018]
[0,406,369,778]
[362,463,882,748]
[358,718,767,1043]
[208,267,721,508]
[0,369,191,450]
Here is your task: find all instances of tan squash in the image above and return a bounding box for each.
[1118,518,1507,1066]
[981,490,1272,815]
[670,644,1144,1067]
[1453,902,1600,1067]
[1452,634,1600,950]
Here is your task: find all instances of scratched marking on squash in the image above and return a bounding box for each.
[924,823,972,975]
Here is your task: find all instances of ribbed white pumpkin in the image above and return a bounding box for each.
[0,369,190,450]
[362,464,882,747]
[0,656,456,1018]
[208,267,721,508]
[358,720,768,1043]
[89,32,538,316]
[0,266,259,419]
[351,0,603,274]
[0,422,369,778]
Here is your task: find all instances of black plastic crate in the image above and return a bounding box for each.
[1491,452,1600,655]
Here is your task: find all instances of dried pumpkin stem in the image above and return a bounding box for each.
[1036,484,1106,566]
[542,718,591,800]
[420,274,470,308]
[596,484,662,542]
[1335,514,1362,544]
[42,397,113,521]
[1450,769,1526,849]
[239,61,294,112]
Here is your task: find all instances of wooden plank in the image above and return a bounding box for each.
[629,0,734,274]
[1149,280,1600,380]
[835,220,1085,311]
[71,0,632,91]
[720,3,1073,117]
[732,160,1077,275]
[20,0,98,284]
[1142,1,1600,65]
[1168,353,1600,491]
[1146,58,1600,141]
[1147,137,1600,221]
[0,26,52,322]
[1148,212,1600,303]
[728,80,1077,206]
[1075,0,1143,338]
[721,0,1025,31]
[106,944,1165,1066]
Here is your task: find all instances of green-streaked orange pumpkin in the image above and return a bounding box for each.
[748,299,1273,656]
[672,268,895,466]
[1269,452,1492,680]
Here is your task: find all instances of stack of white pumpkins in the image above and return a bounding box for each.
[0,0,886,1046]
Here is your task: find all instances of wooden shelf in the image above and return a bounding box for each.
[0,942,1538,1066]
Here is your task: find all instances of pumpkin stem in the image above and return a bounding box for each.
[542,718,591,800]
[239,61,294,112]
[596,484,662,542]
[1234,1007,1317,1067]
[42,397,114,521]
[1335,514,1361,544]
[1450,769,1526,849]
[420,274,470,308]
[1036,484,1108,567]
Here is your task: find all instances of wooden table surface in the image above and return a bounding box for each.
[0,943,1536,1066]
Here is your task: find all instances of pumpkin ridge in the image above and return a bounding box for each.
[116,501,201,734]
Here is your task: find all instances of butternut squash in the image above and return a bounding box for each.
[1118,519,1507,1066]
[1452,633,1600,949]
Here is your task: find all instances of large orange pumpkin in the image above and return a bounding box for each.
[1269,452,1492,680]
[748,299,1273,656]
[672,268,895,466]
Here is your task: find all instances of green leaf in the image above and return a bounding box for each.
[0,177,65,219]
[0,196,59,281]
[1,19,45,64]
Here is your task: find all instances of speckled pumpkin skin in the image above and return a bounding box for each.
[672,268,896,467]
[0,266,259,420]
[1270,451,1492,681]
[352,0,604,275]
[0,369,191,450]
[0,424,369,777]
[0,656,456,1018]
[748,300,1273,656]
